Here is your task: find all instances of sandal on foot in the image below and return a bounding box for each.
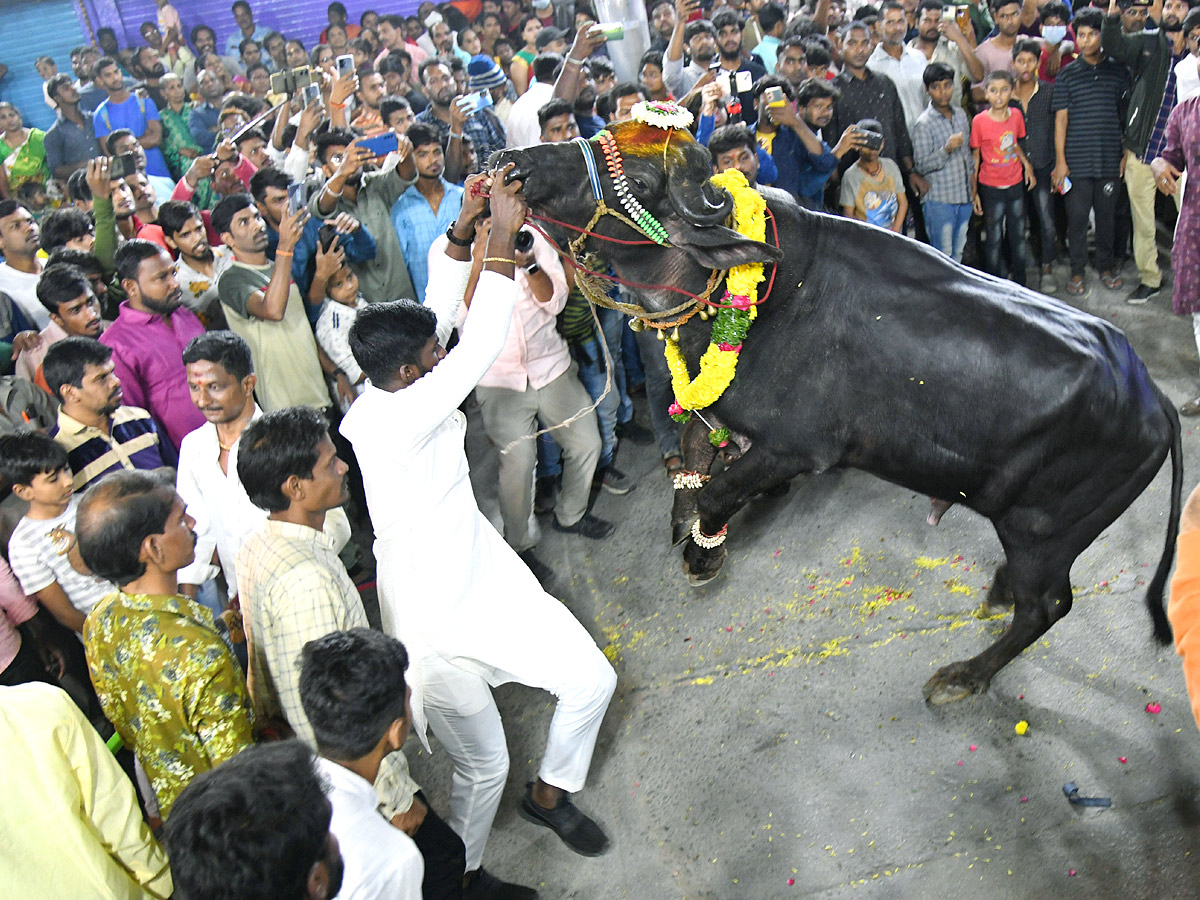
[1101,271,1124,289]
[1065,277,1089,298]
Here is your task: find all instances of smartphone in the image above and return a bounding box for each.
[734,70,753,93]
[358,132,399,156]
[764,85,785,107]
[109,153,139,179]
[270,70,289,95]
[1057,175,1072,194]
[424,10,443,28]
[590,22,625,40]
[860,130,884,152]
[302,83,322,107]
[942,6,956,19]
[336,54,355,77]
[287,181,307,217]
[687,0,703,21]
[456,90,494,114]
[293,66,313,90]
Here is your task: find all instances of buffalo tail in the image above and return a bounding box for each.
[1146,389,1183,646]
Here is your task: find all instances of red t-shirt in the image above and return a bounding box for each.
[970,108,1026,188]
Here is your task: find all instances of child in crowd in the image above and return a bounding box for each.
[35,56,58,111]
[840,118,907,232]
[314,245,367,413]
[912,62,974,262]
[970,70,1035,286]
[2,432,114,635]
[156,0,183,43]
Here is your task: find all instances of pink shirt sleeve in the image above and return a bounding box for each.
[0,557,38,673]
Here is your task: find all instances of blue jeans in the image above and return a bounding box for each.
[538,336,619,475]
[922,200,972,262]
[600,304,633,424]
[633,322,682,460]
[978,182,1027,286]
[1029,164,1057,267]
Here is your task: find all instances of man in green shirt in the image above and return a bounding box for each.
[213,193,330,413]
[78,470,253,819]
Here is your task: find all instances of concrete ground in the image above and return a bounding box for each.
[400,254,1200,900]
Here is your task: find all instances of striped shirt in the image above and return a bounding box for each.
[7,496,115,617]
[1050,56,1130,179]
[1144,49,1188,164]
[51,406,170,492]
[911,104,974,205]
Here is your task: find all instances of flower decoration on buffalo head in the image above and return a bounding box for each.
[631,100,695,131]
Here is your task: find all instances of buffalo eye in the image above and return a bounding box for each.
[630,175,648,192]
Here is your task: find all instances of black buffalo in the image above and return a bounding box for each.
[496,124,1181,704]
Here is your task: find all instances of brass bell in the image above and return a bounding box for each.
[656,327,667,341]
[671,326,680,341]
[628,318,645,332]
[698,308,709,321]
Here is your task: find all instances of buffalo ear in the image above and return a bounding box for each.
[666,219,784,271]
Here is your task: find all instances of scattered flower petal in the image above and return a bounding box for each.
[1146,702,1162,714]
[1015,720,1029,736]
[1118,756,1128,764]
[969,745,977,752]
[1068,869,1076,877]
[1020,796,1029,803]
[956,760,964,766]
[787,878,795,886]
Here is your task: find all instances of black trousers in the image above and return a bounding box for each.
[411,791,467,900]
[1065,175,1120,277]
[0,635,54,686]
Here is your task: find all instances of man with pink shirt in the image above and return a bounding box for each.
[458,225,611,572]
[378,14,429,78]
[100,240,205,450]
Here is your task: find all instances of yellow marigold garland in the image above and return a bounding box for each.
[664,169,766,444]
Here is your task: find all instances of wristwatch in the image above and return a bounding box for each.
[525,262,541,274]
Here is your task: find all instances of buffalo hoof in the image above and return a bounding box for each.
[683,541,727,587]
[922,661,988,705]
[672,520,692,546]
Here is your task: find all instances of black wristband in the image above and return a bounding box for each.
[525,262,541,274]
[446,223,473,246]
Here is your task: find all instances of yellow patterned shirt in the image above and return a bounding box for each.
[83,591,254,818]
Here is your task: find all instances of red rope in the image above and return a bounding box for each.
[525,211,662,246]
[524,207,782,310]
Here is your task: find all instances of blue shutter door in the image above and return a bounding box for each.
[0,0,89,130]
[111,0,425,55]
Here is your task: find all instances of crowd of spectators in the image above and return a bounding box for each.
[1,0,1200,896]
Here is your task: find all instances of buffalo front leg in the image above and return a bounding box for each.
[923,560,1071,704]
[682,446,786,586]
[671,416,719,546]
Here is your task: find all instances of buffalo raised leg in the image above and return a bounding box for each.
[682,446,785,586]
[923,558,1072,704]
[671,417,719,546]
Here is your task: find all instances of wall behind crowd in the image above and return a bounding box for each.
[94,0,427,47]
[0,0,92,131]
[0,0,430,132]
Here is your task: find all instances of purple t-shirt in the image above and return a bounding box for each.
[99,301,206,450]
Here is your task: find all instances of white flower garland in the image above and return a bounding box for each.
[631,100,694,131]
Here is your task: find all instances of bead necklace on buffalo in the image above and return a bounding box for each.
[664,167,767,447]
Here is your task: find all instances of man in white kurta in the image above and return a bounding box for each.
[175,335,351,601]
[340,175,616,864]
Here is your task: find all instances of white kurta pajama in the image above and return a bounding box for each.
[340,251,617,870]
